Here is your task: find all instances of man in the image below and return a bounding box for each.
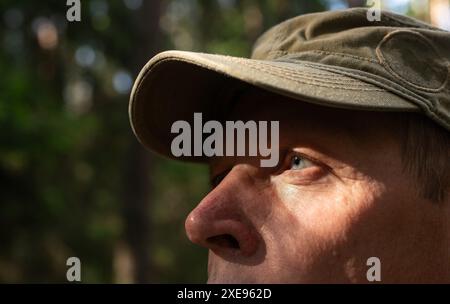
[129,8,450,283]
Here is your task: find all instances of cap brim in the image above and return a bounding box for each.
[129,50,419,161]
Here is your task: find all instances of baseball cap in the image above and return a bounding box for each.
[129,8,450,160]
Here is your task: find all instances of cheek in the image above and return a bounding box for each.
[272,178,363,240]
[263,177,385,278]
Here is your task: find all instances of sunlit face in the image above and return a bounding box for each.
[184,88,449,283]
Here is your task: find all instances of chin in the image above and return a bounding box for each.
[207,273,259,284]
[207,276,242,284]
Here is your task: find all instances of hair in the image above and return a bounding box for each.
[400,114,450,203]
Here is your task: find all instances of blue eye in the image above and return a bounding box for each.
[290,155,313,170]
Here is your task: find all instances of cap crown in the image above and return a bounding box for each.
[252,8,450,130]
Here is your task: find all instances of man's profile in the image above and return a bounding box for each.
[129,8,450,283]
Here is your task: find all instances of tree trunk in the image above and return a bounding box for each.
[119,0,162,283]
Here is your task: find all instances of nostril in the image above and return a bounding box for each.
[207,234,240,249]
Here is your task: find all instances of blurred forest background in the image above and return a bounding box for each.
[1,0,449,283]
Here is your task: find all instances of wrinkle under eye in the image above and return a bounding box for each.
[275,150,334,184]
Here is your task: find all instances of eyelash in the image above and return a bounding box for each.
[277,150,310,169]
[287,154,313,170]
[278,151,332,183]
[210,152,326,188]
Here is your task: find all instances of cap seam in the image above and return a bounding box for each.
[302,61,450,126]
[267,49,378,64]
[301,61,432,103]
[235,59,385,91]
[235,59,383,87]
[216,54,383,86]
[169,53,385,90]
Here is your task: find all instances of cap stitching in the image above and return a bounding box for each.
[236,59,385,91]
[298,60,450,126]
[267,49,378,63]
[236,58,381,87]
[238,60,381,86]
[300,61,428,98]
[228,55,381,86]
[300,60,431,102]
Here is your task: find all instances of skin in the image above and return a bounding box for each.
[184,88,450,283]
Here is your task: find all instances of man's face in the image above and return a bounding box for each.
[184,89,446,283]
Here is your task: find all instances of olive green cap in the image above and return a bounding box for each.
[129,8,450,159]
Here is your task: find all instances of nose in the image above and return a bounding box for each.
[185,167,261,258]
